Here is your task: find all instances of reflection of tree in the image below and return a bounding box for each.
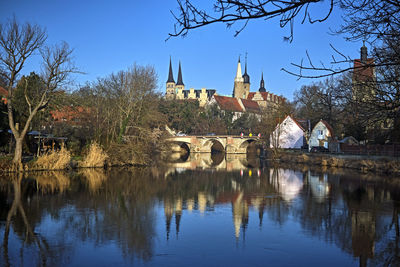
[0,168,158,265]
[2,174,50,266]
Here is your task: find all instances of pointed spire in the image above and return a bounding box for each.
[259,72,266,92]
[167,57,175,83]
[243,53,250,84]
[235,56,244,82]
[176,61,184,86]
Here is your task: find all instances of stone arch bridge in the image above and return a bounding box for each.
[166,135,261,154]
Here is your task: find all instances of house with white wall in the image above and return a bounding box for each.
[308,120,334,150]
[270,115,306,149]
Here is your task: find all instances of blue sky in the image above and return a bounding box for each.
[1,0,363,100]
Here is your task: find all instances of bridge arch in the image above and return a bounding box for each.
[168,141,191,154]
[238,138,259,150]
[203,138,225,153]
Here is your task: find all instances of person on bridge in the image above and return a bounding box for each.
[249,133,252,137]
[240,132,244,138]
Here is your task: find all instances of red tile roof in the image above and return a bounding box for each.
[353,58,375,82]
[50,106,91,124]
[0,86,8,104]
[0,86,8,97]
[214,95,244,112]
[241,98,260,113]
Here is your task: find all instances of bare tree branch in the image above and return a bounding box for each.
[168,0,333,42]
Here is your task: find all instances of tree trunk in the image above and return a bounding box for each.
[13,137,23,167]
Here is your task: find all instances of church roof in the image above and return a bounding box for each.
[167,58,175,83]
[176,61,184,86]
[213,95,244,112]
[241,99,260,113]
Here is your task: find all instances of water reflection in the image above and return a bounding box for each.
[0,163,399,266]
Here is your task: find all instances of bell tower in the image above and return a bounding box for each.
[233,57,245,98]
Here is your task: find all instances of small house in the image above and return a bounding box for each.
[270,115,306,149]
[309,120,334,151]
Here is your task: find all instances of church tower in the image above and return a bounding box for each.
[166,57,176,100]
[233,57,245,98]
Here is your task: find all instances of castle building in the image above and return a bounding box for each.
[165,58,216,107]
[165,57,284,110]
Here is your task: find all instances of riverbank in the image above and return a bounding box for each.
[272,150,400,175]
[0,143,150,173]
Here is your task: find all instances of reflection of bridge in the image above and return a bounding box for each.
[166,153,260,172]
[166,135,260,154]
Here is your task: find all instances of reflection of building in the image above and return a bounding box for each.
[270,169,303,202]
[307,171,330,203]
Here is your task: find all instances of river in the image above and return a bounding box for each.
[0,153,399,266]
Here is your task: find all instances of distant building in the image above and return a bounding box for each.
[0,86,8,104]
[165,58,216,107]
[165,56,284,109]
[352,42,376,102]
[232,57,284,108]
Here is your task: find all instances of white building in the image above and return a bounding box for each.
[308,120,334,150]
[270,115,306,149]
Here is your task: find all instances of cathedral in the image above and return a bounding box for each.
[165,57,284,110]
[165,58,216,107]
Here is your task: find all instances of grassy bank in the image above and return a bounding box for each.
[0,142,150,173]
[272,150,400,175]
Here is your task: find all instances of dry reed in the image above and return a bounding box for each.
[80,142,108,168]
[35,146,71,170]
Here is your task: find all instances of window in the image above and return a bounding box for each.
[318,130,323,135]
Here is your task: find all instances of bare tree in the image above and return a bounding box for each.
[169,0,333,42]
[283,0,400,78]
[0,17,76,166]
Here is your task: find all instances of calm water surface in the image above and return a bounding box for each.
[1,153,399,266]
